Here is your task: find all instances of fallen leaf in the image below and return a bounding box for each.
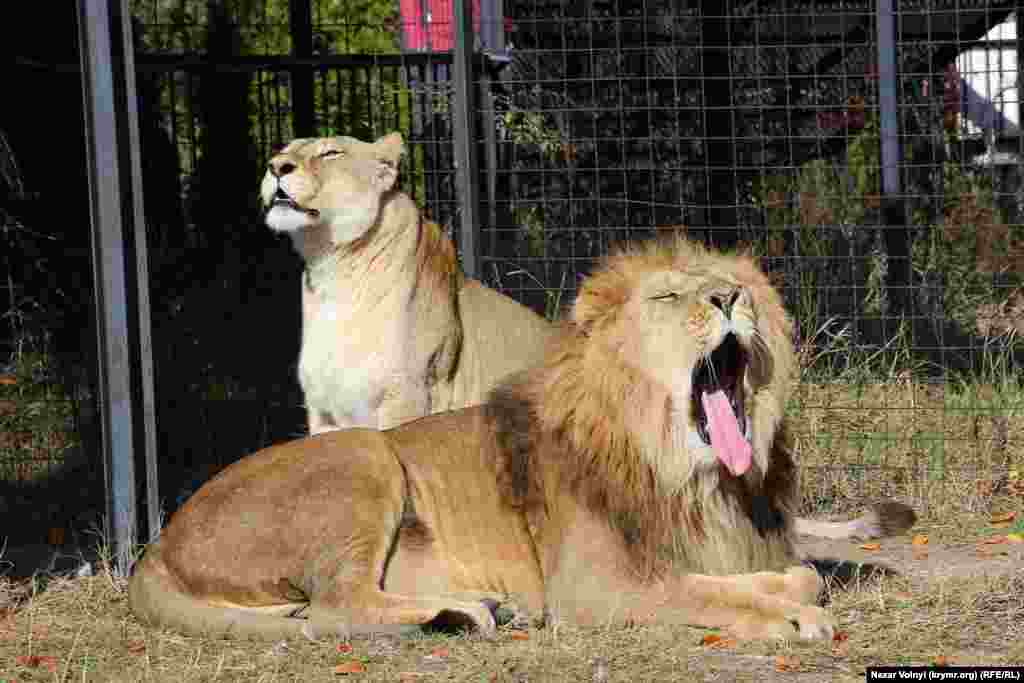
[890,591,913,602]
[125,639,146,654]
[912,549,929,560]
[508,630,530,641]
[981,535,1007,544]
[859,542,881,551]
[1006,533,1023,543]
[334,660,366,675]
[831,641,850,657]
[774,654,801,672]
[911,534,929,546]
[428,646,450,659]
[398,674,428,682]
[15,655,58,672]
[336,643,353,654]
[990,511,1017,525]
[0,375,16,386]
[934,655,953,667]
[832,631,849,643]
[700,633,736,648]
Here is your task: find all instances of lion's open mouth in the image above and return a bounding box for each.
[270,188,320,218]
[691,333,751,475]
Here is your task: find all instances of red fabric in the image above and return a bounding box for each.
[400,0,481,51]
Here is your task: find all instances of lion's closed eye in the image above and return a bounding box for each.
[650,292,679,302]
[320,149,346,159]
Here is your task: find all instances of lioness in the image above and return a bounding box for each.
[129,236,895,641]
[260,132,552,433]
[260,131,913,541]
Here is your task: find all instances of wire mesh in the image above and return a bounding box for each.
[3,2,1022,534]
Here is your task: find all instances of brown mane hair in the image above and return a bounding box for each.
[488,236,799,578]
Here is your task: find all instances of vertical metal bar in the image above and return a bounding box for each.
[700,0,737,248]
[479,0,503,51]
[452,0,481,278]
[77,0,157,573]
[876,0,901,198]
[290,0,314,137]
[1016,11,1022,160]
[876,0,910,316]
[123,7,159,547]
[482,78,499,267]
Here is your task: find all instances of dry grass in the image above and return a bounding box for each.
[1,556,1022,682]
[3,335,1024,680]
[791,376,1024,522]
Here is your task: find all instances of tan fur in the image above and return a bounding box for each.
[259,132,915,542]
[259,133,553,433]
[129,236,853,642]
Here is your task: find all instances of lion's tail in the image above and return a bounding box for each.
[129,542,428,641]
[128,542,311,641]
[803,557,897,602]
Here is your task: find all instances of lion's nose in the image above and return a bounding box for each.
[268,158,297,178]
[708,286,744,319]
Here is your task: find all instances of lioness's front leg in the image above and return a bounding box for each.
[307,409,341,436]
[377,381,431,431]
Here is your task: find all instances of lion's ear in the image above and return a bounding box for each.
[571,285,621,334]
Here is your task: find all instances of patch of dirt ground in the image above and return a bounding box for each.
[797,531,1024,584]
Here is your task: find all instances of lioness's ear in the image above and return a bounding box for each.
[373,133,404,191]
[376,132,405,165]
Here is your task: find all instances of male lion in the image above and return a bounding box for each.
[260,132,552,433]
[129,236,896,642]
[260,131,913,540]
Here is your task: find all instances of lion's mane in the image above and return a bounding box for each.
[490,236,800,578]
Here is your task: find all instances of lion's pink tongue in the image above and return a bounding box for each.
[700,389,752,476]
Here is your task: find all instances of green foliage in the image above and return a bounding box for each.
[752,119,888,348]
[910,161,1017,339]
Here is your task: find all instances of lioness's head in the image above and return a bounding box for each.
[530,236,795,491]
[260,133,404,253]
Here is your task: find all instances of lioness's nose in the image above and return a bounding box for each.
[267,157,297,178]
[708,286,744,319]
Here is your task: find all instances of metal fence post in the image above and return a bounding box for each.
[289,0,314,137]
[77,0,158,574]
[452,0,481,279]
[876,0,911,318]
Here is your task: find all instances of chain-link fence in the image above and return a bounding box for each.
[3,1,1022,562]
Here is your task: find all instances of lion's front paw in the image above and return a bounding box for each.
[730,605,836,641]
[791,605,836,640]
